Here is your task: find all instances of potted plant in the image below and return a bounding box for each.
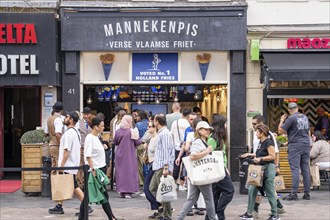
[196,53,211,80]
[20,129,48,194]
[100,53,115,80]
[276,135,288,147]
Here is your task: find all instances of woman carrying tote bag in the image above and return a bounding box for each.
[177,121,218,220]
[239,124,280,220]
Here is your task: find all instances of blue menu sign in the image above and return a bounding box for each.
[132,53,178,81]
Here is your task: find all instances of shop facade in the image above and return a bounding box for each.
[0,13,60,178]
[60,5,247,180]
[246,0,330,139]
[247,34,330,141]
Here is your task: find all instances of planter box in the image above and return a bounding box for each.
[21,144,43,193]
[278,147,304,192]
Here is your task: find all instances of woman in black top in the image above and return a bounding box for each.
[239,124,280,220]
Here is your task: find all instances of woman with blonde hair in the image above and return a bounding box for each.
[113,115,142,198]
[177,121,217,220]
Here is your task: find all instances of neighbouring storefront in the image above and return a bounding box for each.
[60,5,247,180]
[0,13,60,178]
[260,37,330,131]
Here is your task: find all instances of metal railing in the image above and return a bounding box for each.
[0,165,90,220]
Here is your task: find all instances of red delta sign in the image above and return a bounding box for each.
[287,38,330,49]
[0,23,37,44]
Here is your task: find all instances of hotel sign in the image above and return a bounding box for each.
[0,13,59,86]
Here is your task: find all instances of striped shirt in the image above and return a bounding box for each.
[153,126,175,172]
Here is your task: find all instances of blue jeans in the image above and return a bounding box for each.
[144,164,161,210]
[143,163,150,179]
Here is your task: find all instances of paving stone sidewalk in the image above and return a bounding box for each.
[0,182,329,220]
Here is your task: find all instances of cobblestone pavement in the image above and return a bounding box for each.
[0,182,329,220]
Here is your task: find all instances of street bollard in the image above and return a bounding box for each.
[83,164,89,220]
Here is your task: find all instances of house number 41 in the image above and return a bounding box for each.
[67,88,75,94]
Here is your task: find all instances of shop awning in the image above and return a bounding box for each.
[261,52,330,81]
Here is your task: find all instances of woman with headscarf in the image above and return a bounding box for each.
[113,115,142,198]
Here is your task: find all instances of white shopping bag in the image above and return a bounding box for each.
[156,175,177,203]
[182,151,225,185]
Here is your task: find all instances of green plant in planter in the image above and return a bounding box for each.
[276,135,288,146]
[20,130,47,144]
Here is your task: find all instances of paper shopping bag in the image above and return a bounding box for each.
[51,173,74,201]
[247,164,264,187]
[274,175,286,191]
[182,151,225,186]
[156,175,177,203]
[310,165,320,187]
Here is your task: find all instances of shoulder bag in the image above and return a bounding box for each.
[182,140,225,185]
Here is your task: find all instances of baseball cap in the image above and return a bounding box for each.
[67,111,79,123]
[196,121,213,131]
[82,107,92,114]
[288,102,298,110]
[52,102,63,111]
[114,106,123,114]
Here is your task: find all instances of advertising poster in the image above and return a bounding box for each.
[132,53,178,81]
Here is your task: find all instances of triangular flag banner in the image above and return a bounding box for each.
[250,39,260,61]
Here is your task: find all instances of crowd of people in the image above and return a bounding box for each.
[44,100,329,220]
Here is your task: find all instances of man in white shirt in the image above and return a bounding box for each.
[171,108,191,188]
[49,111,93,215]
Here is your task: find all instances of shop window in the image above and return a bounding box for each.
[83,84,227,130]
[270,81,330,89]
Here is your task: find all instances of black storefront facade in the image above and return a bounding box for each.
[0,13,60,178]
[260,45,330,130]
[60,5,247,180]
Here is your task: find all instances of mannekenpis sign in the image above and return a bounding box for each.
[61,11,247,51]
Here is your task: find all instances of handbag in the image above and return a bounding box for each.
[142,148,149,164]
[310,165,320,187]
[182,151,225,185]
[246,164,264,187]
[156,175,177,203]
[274,175,286,191]
[51,172,74,201]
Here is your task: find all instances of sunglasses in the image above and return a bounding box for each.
[148,126,154,128]
[252,123,257,126]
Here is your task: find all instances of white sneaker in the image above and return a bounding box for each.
[178,185,187,191]
[140,193,146,197]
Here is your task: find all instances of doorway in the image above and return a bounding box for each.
[2,87,40,179]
